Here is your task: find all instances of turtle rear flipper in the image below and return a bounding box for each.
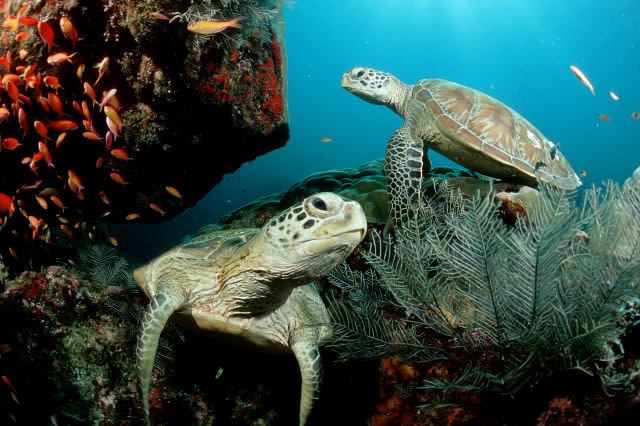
[136,288,186,424]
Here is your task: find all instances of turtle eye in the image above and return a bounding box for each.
[355,69,365,78]
[311,197,327,211]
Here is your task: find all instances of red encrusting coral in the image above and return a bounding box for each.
[271,31,281,68]
[197,32,285,134]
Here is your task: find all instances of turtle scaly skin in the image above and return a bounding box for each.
[341,67,582,230]
[134,193,367,425]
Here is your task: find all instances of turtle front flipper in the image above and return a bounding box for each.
[136,289,186,424]
[291,340,323,426]
[384,122,428,233]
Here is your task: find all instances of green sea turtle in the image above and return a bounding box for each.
[341,67,582,229]
[134,192,367,425]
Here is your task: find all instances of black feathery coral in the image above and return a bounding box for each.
[325,176,640,403]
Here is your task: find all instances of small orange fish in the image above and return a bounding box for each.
[94,57,109,86]
[187,17,245,35]
[76,64,85,79]
[96,156,103,168]
[569,65,595,95]
[609,91,619,101]
[59,17,78,48]
[38,21,58,52]
[82,101,92,122]
[47,92,64,117]
[18,49,28,59]
[149,12,170,21]
[110,148,130,162]
[38,96,50,113]
[100,88,117,109]
[34,120,49,139]
[320,137,334,143]
[5,80,22,104]
[38,142,54,167]
[15,31,30,42]
[126,213,140,220]
[48,120,78,131]
[19,16,39,27]
[109,236,118,246]
[28,215,40,238]
[67,169,85,192]
[106,116,120,139]
[16,4,29,18]
[110,172,129,186]
[632,111,639,120]
[104,105,122,127]
[82,131,103,141]
[35,195,48,209]
[105,131,114,150]
[30,152,44,169]
[18,107,28,136]
[43,76,61,91]
[72,100,83,115]
[47,51,76,65]
[83,82,97,105]
[580,170,587,178]
[50,195,65,211]
[1,375,18,395]
[165,186,183,198]
[149,203,165,215]
[598,114,611,122]
[2,137,21,150]
[56,132,67,148]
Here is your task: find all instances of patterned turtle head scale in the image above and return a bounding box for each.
[261,192,367,278]
[341,66,395,105]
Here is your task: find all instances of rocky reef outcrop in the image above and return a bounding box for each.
[0,0,289,268]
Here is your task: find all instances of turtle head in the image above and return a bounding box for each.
[342,67,410,117]
[259,192,367,282]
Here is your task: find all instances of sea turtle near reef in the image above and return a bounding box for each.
[341,67,582,230]
[134,192,367,425]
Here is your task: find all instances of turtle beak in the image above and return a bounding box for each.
[336,202,367,246]
[340,72,349,88]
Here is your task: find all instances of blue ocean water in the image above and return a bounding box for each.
[115,0,640,264]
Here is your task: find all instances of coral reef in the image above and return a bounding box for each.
[0,0,289,271]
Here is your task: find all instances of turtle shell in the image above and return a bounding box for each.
[176,228,259,260]
[415,79,581,189]
[133,228,259,295]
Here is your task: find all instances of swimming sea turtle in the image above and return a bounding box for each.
[341,67,582,229]
[134,192,367,425]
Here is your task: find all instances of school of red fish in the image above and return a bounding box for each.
[0,3,184,264]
